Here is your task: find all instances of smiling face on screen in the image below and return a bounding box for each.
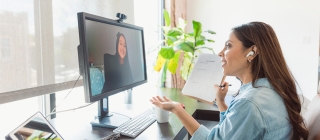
[118,35,127,59]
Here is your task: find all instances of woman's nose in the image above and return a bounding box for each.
[218,49,224,57]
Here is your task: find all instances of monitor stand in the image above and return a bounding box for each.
[90,97,130,129]
[124,88,132,104]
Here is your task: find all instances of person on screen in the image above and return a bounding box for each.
[102,32,134,93]
[150,22,309,139]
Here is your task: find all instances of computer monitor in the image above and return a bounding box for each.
[77,12,147,128]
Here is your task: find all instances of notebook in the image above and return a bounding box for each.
[182,53,233,104]
[5,111,63,140]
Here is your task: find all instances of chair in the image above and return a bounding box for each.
[299,94,310,115]
[303,93,320,140]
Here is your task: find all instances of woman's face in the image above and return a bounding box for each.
[218,32,250,77]
[118,35,127,58]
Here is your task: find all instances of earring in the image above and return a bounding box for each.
[248,59,251,63]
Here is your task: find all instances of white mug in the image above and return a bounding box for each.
[154,107,170,123]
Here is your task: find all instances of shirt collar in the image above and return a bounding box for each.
[239,78,273,93]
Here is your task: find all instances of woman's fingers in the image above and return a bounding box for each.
[163,96,171,102]
[215,82,230,91]
[151,96,164,102]
[223,82,229,91]
[214,84,219,89]
[150,99,161,108]
[150,99,156,103]
[153,102,161,107]
[152,96,159,101]
[156,96,165,102]
[150,96,171,108]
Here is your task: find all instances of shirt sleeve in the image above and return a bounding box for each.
[191,125,210,140]
[207,99,266,140]
[191,111,226,140]
[192,99,266,140]
[219,111,226,124]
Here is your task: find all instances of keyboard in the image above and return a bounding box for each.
[113,109,155,138]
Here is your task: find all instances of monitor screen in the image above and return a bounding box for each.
[78,13,147,103]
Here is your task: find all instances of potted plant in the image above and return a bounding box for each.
[153,9,216,87]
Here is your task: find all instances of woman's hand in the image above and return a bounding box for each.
[214,81,229,112]
[150,96,181,112]
[151,96,200,136]
[214,81,230,102]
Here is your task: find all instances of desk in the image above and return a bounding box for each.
[50,88,220,140]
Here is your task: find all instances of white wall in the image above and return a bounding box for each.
[187,0,320,100]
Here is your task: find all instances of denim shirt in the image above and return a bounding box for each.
[191,78,293,140]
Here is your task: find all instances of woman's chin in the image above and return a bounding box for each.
[222,70,227,75]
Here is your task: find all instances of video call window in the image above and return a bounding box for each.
[85,19,146,96]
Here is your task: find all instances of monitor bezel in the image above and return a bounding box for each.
[77,12,147,103]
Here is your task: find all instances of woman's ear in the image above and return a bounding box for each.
[247,45,258,63]
[252,45,258,55]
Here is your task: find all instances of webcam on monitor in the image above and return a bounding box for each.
[116,13,127,23]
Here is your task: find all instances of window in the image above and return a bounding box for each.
[134,0,163,87]
[0,0,35,94]
[0,1,42,137]
[1,38,11,59]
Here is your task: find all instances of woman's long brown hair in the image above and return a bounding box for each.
[232,22,308,140]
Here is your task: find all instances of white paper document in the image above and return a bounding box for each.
[182,53,224,103]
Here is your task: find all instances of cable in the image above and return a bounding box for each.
[46,104,132,119]
[110,111,132,119]
[46,74,131,120]
[46,102,95,118]
[49,75,81,116]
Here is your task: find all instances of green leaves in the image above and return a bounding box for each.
[180,53,193,80]
[207,30,216,34]
[164,9,170,27]
[192,20,202,39]
[207,39,215,43]
[161,61,168,84]
[156,9,217,82]
[167,28,183,37]
[168,51,181,74]
[160,47,175,59]
[174,42,194,53]
[195,40,205,46]
[166,36,178,46]
[165,27,183,46]
[165,28,183,46]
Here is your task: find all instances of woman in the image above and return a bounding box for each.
[150,22,309,139]
[102,32,134,93]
